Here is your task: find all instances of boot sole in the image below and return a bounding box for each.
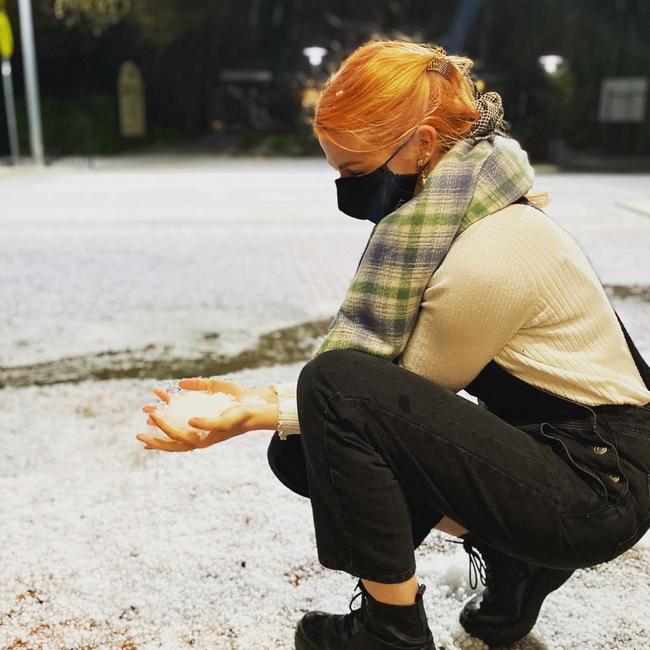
[294,615,437,649]
[459,567,574,646]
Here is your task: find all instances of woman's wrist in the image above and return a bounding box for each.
[250,402,279,431]
[243,385,279,430]
[217,385,279,432]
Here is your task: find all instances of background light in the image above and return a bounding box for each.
[538,54,565,75]
[302,46,327,67]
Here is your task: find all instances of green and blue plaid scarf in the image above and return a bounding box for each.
[313,132,535,361]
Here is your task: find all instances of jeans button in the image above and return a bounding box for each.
[608,473,621,483]
[593,445,609,455]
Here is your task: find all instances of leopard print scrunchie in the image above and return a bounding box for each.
[466,88,511,141]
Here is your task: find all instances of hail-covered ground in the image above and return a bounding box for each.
[1,157,649,650]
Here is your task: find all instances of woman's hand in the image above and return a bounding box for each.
[135,377,279,452]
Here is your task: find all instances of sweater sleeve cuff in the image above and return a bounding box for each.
[269,381,301,439]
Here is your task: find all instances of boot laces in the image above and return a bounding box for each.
[451,539,487,590]
[349,580,365,612]
[343,579,368,633]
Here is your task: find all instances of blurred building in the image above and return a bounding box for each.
[0,0,648,164]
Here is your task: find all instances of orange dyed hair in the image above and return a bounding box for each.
[313,38,481,155]
[313,37,550,209]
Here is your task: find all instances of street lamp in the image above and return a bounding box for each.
[538,54,565,75]
[303,46,328,68]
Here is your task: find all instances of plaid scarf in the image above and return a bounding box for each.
[313,127,535,361]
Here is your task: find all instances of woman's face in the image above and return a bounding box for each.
[318,126,437,179]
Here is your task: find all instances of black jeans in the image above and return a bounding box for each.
[267,349,650,584]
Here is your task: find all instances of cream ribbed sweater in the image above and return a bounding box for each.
[272,202,650,437]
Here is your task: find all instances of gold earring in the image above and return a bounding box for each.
[418,152,431,184]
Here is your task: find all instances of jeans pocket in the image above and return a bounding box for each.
[601,472,650,564]
[604,518,650,563]
[559,501,629,568]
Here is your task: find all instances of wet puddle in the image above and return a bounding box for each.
[0,318,332,389]
[3,284,648,389]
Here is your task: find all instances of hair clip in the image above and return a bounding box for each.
[426,46,448,76]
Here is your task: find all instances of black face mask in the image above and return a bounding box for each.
[335,135,427,224]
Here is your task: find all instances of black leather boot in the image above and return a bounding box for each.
[454,532,574,646]
[294,578,436,649]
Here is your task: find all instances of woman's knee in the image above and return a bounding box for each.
[297,349,360,399]
[297,349,364,428]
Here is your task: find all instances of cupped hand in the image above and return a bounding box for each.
[135,377,279,452]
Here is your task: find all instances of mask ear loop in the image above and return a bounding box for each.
[383,130,418,175]
[390,130,434,184]
[349,134,411,180]
[383,130,431,201]
[385,135,410,164]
